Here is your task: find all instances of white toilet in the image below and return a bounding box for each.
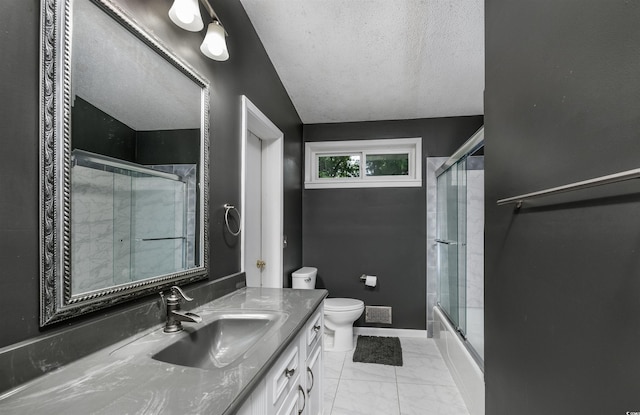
[292,267,364,351]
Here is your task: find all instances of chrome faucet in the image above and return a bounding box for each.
[161,286,202,333]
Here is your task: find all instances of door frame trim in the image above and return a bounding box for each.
[240,96,284,288]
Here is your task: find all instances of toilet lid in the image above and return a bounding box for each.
[325,298,364,311]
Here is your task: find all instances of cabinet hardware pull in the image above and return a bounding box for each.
[312,325,321,333]
[297,385,306,415]
[284,368,295,378]
[306,367,314,393]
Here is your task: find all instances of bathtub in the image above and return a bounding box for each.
[433,305,485,415]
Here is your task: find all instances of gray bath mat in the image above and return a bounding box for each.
[352,335,403,366]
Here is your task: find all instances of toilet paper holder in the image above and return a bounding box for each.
[359,274,377,287]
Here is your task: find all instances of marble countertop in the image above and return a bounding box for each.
[0,287,327,415]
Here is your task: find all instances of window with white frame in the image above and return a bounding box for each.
[304,137,422,189]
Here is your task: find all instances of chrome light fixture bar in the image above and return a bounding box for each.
[168,0,230,61]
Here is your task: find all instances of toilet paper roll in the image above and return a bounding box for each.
[365,275,377,287]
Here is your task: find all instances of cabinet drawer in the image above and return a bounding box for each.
[304,306,323,354]
[267,341,300,410]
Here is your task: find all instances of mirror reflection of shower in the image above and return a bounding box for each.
[435,128,484,364]
[71,150,197,295]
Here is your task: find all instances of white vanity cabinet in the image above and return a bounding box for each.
[301,307,323,415]
[236,304,324,415]
[235,386,267,415]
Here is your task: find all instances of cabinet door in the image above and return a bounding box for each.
[267,341,301,414]
[305,343,323,415]
[276,384,306,415]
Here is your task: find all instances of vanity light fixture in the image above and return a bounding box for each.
[200,20,229,61]
[168,0,204,32]
[169,0,230,61]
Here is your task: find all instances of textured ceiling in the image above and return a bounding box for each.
[73,0,200,131]
[239,0,485,124]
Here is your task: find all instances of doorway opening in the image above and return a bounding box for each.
[240,96,284,288]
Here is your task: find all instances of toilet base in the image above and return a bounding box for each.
[324,327,356,351]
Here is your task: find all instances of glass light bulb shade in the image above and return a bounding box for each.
[200,22,229,61]
[168,0,204,32]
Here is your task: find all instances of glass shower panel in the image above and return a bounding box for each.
[465,154,485,360]
[457,158,468,337]
[71,150,191,295]
[131,175,187,280]
[113,172,133,286]
[436,166,460,325]
[436,155,476,341]
[71,165,119,293]
[434,130,484,365]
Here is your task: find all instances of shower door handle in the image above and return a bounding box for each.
[435,239,457,245]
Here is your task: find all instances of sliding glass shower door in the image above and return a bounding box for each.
[71,150,197,294]
[436,142,484,361]
[436,163,464,334]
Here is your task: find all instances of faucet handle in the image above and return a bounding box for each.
[169,286,193,302]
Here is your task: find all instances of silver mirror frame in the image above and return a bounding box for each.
[39,0,210,326]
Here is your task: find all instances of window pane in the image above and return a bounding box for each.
[365,153,409,176]
[318,155,360,178]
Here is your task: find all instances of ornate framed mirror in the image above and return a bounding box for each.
[40,0,210,326]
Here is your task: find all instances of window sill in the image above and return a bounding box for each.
[304,179,422,189]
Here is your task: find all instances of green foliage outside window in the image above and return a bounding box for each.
[365,154,409,176]
[318,155,360,178]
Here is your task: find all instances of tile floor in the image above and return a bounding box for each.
[323,337,470,415]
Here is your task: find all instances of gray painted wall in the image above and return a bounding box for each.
[0,0,302,348]
[303,118,483,329]
[485,0,640,413]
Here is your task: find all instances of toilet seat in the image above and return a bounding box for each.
[325,298,364,312]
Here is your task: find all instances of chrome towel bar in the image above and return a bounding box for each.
[497,167,640,207]
[135,237,186,241]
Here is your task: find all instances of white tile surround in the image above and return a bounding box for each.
[324,337,470,415]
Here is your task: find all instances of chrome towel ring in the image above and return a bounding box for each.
[223,203,242,236]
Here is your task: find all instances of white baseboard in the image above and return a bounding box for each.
[353,327,427,338]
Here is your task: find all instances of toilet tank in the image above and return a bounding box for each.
[292,267,317,289]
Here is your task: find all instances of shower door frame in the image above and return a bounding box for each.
[434,127,484,363]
